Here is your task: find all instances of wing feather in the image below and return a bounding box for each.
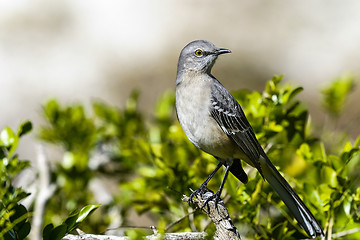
[210,81,263,172]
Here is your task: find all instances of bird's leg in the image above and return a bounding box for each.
[188,162,223,205]
[203,164,231,209]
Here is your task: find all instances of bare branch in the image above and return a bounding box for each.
[30,145,56,240]
[182,187,241,240]
[62,232,207,240]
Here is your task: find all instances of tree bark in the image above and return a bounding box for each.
[182,187,241,240]
[62,232,207,240]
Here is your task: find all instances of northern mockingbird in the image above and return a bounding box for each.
[175,40,324,238]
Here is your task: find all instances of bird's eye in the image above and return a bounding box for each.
[195,49,203,57]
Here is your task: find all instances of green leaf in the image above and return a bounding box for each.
[321,166,338,188]
[17,221,30,240]
[10,204,28,226]
[17,121,32,137]
[43,99,60,123]
[354,136,360,147]
[321,74,355,116]
[0,127,20,158]
[266,75,283,93]
[296,143,313,162]
[50,224,67,240]
[66,204,100,232]
[42,223,54,240]
[77,204,100,223]
[285,86,303,103]
[343,194,352,217]
[64,213,79,233]
[0,127,16,147]
[155,90,175,121]
[126,89,140,112]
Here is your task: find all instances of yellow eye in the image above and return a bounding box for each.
[195,49,203,56]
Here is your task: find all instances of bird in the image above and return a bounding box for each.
[175,40,324,238]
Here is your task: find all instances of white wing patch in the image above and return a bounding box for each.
[212,100,236,117]
[211,100,240,134]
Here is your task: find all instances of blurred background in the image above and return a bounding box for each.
[1,0,360,165]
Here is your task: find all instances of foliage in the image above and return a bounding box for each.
[0,122,99,240]
[38,91,147,233]
[36,75,360,239]
[0,121,32,240]
[2,74,359,239]
[321,74,355,117]
[42,204,100,240]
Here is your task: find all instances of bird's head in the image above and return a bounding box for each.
[177,40,231,75]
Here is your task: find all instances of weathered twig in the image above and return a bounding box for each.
[30,145,56,240]
[182,187,241,240]
[62,230,207,240]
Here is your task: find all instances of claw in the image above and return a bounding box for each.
[188,185,224,212]
[202,190,222,211]
[188,189,199,205]
[188,184,208,206]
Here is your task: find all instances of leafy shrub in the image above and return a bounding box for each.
[0,121,32,240]
[2,75,359,239]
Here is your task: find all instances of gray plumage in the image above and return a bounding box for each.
[175,40,324,238]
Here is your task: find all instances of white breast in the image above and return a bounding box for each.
[175,74,237,159]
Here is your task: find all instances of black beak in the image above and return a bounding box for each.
[214,48,231,56]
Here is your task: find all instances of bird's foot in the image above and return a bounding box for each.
[202,190,222,211]
[188,185,222,211]
[188,184,210,206]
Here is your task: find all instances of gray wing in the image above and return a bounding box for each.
[210,80,263,172]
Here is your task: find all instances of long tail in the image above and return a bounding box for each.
[259,155,324,239]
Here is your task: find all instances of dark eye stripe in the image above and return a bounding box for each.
[202,51,211,56]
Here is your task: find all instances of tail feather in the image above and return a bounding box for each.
[229,159,248,183]
[260,155,324,238]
